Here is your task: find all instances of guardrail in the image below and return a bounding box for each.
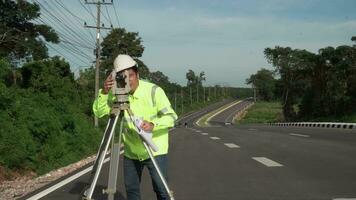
[268,122,356,129]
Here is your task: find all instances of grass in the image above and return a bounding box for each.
[237,101,283,124]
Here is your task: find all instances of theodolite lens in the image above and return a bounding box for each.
[116,72,126,88]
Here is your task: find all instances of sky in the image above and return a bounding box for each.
[37,0,356,87]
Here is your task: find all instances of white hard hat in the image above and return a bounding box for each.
[113,54,137,72]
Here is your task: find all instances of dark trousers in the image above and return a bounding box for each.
[123,155,170,200]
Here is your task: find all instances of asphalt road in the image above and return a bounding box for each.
[24,99,356,200]
[209,99,253,126]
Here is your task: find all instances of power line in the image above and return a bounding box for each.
[78,0,96,22]
[46,42,87,66]
[35,17,94,61]
[35,3,90,47]
[56,44,93,64]
[59,39,94,50]
[54,0,96,42]
[112,0,121,27]
[104,4,113,27]
[39,0,94,49]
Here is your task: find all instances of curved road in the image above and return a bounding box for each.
[23,100,356,200]
[208,99,253,126]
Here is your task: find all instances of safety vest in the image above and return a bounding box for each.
[93,80,177,160]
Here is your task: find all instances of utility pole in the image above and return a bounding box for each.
[203,87,205,103]
[214,86,217,99]
[174,92,177,111]
[181,89,183,114]
[190,86,192,105]
[196,84,199,102]
[253,84,257,102]
[208,86,211,101]
[85,0,113,127]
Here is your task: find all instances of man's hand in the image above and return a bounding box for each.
[102,74,114,94]
[140,120,154,132]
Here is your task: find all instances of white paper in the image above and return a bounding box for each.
[133,118,159,152]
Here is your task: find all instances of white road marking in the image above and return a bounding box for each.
[252,157,283,167]
[248,128,257,131]
[210,137,220,140]
[333,198,356,200]
[289,133,310,138]
[206,100,242,123]
[195,130,201,133]
[224,143,240,148]
[201,132,209,135]
[27,150,124,200]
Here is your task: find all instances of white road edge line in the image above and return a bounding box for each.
[289,133,310,138]
[210,137,220,140]
[205,100,242,123]
[252,157,283,167]
[224,143,240,148]
[27,150,124,200]
[201,133,209,135]
[333,198,356,200]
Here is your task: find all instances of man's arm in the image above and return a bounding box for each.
[150,87,178,130]
[92,74,116,118]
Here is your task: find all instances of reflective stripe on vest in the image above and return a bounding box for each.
[151,85,159,106]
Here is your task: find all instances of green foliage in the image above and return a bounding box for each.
[0,58,101,175]
[246,68,276,101]
[261,43,356,121]
[99,28,145,75]
[238,101,283,124]
[0,0,59,61]
[0,58,12,86]
[186,69,205,87]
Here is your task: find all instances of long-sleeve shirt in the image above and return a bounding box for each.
[93,80,177,160]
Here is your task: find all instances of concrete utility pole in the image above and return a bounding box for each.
[196,84,199,102]
[214,86,217,99]
[174,92,177,111]
[84,0,113,127]
[253,84,257,102]
[208,86,211,101]
[203,87,205,103]
[190,87,192,105]
[181,89,183,114]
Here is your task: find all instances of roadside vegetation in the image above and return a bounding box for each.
[246,38,356,122]
[237,101,283,124]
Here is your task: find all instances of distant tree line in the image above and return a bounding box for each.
[246,39,356,121]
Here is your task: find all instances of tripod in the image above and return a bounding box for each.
[82,93,175,200]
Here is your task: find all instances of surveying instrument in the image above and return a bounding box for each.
[82,66,175,200]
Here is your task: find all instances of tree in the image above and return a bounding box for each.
[0,0,59,60]
[100,28,145,74]
[264,47,315,120]
[0,0,59,85]
[186,69,197,87]
[185,69,205,87]
[246,68,276,101]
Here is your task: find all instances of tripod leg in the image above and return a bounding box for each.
[125,109,175,200]
[82,113,120,200]
[143,142,175,200]
[105,118,124,200]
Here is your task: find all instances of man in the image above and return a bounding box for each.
[93,54,177,200]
